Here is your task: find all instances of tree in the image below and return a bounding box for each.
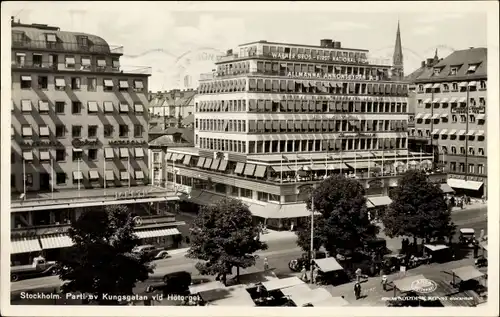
[56,205,153,304]
[382,170,456,244]
[295,175,379,256]
[187,197,268,285]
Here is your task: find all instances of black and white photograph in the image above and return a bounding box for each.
[1,1,498,316]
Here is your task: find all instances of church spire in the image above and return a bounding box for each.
[392,20,404,79]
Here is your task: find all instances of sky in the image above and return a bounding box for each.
[5,1,489,92]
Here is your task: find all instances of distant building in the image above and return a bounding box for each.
[148,89,196,130]
[407,47,487,197]
[391,21,404,80]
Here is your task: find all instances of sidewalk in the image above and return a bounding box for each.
[451,201,487,213]
[259,229,297,242]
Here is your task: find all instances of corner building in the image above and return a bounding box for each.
[167,39,445,229]
[10,21,181,264]
[409,48,487,197]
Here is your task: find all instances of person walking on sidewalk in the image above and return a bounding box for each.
[263,257,269,271]
[300,266,308,282]
[355,268,362,282]
[381,275,388,291]
[354,282,362,300]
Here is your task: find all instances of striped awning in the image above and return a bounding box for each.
[11,238,42,254]
[135,228,181,239]
[40,235,74,250]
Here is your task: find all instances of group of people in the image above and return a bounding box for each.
[446,194,471,209]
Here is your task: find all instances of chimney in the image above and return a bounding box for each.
[421,61,426,68]
[426,58,433,66]
[227,49,233,55]
[320,39,333,48]
[333,41,341,49]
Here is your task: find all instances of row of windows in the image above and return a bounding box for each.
[449,162,485,175]
[14,99,145,114]
[440,145,486,156]
[417,81,487,93]
[245,44,369,61]
[15,124,144,138]
[197,119,408,133]
[409,128,485,141]
[14,52,120,71]
[196,99,408,113]
[18,74,145,92]
[198,137,408,153]
[13,147,146,163]
[11,170,146,188]
[417,97,486,107]
[199,79,407,96]
[414,114,485,124]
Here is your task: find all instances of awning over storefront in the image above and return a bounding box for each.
[440,98,449,103]
[262,276,304,291]
[448,129,457,135]
[440,113,448,118]
[271,165,291,172]
[423,84,432,89]
[183,155,191,165]
[11,238,42,254]
[135,228,180,239]
[327,163,348,170]
[346,161,376,169]
[451,266,484,281]
[368,196,392,207]
[466,130,475,136]
[476,114,485,120]
[432,83,441,89]
[210,158,220,170]
[440,183,455,194]
[423,98,432,104]
[314,257,343,272]
[447,178,483,191]
[432,98,440,103]
[203,158,213,169]
[40,235,74,250]
[366,200,375,209]
[476,130,485,136]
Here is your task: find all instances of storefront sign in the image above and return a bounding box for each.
[271,52,368,64]
[20,140,63,148]
[72,138,99,148]
[115,189,148,200]
[287,72,378,81]
[338,132,376,138]
[109,140,148,146]
[451,106,485,114]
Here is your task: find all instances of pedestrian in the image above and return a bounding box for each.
[263,257,269,271]
[381,275,388,291]
[451,196,455,207]
[300,266,307,281]
[354,282,361,300]
[185,236,190,244]
[473,242,479,258]
[355,267,362,282]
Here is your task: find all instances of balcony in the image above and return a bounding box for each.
[12,39,124,55]
[11,61,152,75]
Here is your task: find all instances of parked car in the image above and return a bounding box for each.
[459,228,476,246]
[145,271,192,295]
[288,251,327,272]
[132,245,165,261]
[11,257,57,282]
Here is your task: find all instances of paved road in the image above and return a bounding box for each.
[11,205,487,302]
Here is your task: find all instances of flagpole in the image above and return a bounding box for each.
[51,158,54,199]
[23,158,26,201]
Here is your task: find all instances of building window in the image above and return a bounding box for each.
[119,80,129,91]
[15,52,26,66]
[71,77,81,90]
[112,59,120,69]
[479,80,486,90]
[39,125,50,138]
[56,173,66,185]
[78,35,88,47]
[87,77,97,91]
[450,67,458,75]
[478,164,484,174]
[478,147,485,156]
[11,174,15,187]
[450,162,456,171]
[56,125,65,137]
[55,77,66,90]
[468,147,475,155]
[451,146,457,154]
[56,149,66,162]
[20,75,32,89]
[452,83,458,91]
[133,80,144,92]
[433,68,441,75]
[88,125,98,138]
[460,115,466,123]
[460,146,466,155]
[468,164,475,173]
[466,64,478,74]
[103,79,114,91]
[73,149,83,161]
[257,191,268,202]
[55,101,65,114]
[469,114,475,123]
[452,115,457,123]
[240,188,252,198]
[134,125,143,138]
[34,54,42,66]
[38,76,48,89]
[72,101,82,114]
[459,163,465,173]
[65,56,75,68]
[119,125,129,137]
[72,125,82,138]
[104,125,113,137]
[442,84,449,92]
[88,149,98,161]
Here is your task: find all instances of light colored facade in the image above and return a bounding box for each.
[409,48,487,197]
[165,39,442,229]
[9,21,181,262]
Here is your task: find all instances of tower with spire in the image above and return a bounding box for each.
[392,20,404,79]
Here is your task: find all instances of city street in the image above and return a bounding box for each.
[11,204,487,304]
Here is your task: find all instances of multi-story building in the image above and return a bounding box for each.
[165,39,445,229]
[148,89,196,130]
[10,20,181,263]
[408,47,487,197]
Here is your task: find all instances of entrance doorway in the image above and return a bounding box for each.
[40,173,50,191]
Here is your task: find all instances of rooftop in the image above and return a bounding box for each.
[237,40,368,52]
[413,47,487,82]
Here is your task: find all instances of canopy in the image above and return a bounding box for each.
[459,228,475,234]
[40,235,73,250]
[393,274,427,293]
[440,183,455,194]
[285,287,333,307]
[452,265,485,281]
[424,244,449,252]
[262,276,304,291]
[368,196,392,207]
[11,238,42,254]
[447,178,483,191]
[314,257,343,273]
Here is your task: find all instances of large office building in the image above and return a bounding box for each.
[10,20,181,263]
[165,38,446,229]
[407,47,487,197]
